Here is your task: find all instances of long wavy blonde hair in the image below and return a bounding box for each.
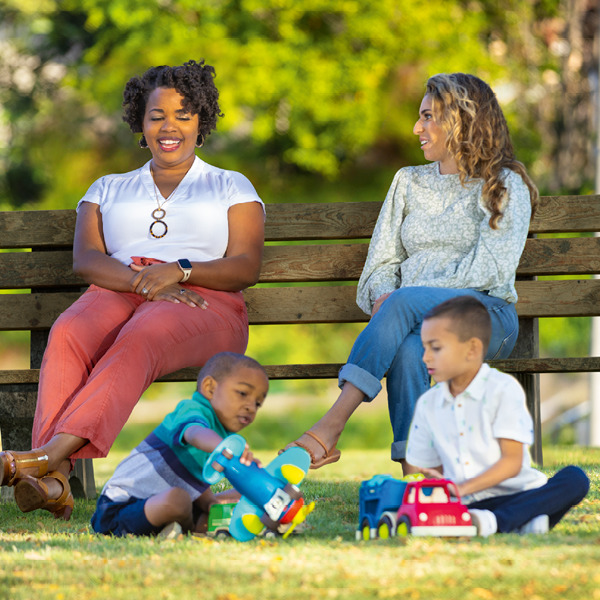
[426,73,538,228]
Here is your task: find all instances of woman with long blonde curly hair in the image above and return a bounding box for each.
[426,72,539,228]
[283,73,538,473]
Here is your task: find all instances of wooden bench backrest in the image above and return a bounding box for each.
[1,194,600,384]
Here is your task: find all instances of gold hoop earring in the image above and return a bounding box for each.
[196,133,205,148]
[138,135,148,149]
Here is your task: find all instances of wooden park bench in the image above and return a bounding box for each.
[1,194,600,498]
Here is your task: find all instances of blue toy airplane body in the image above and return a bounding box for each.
[203,434,314,541]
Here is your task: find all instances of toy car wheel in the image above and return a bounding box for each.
[215,529,231,540]
[377,515,394,539]
[396,515,412,537]
[360,518,371,541]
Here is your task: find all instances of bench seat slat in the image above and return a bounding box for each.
[3,356,600,386]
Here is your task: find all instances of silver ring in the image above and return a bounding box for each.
[142,288,149,295]
[179,288,186,295]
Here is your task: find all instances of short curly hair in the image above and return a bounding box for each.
[122,59,223,141]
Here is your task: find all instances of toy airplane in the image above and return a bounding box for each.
[203,434,315,541]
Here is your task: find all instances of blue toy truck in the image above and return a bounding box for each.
[357,474,412,540]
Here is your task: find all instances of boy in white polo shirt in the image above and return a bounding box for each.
[406,296,589,536]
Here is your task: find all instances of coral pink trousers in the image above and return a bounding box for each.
[32,284,249,459]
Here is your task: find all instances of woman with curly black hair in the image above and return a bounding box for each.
[0,60,265,520]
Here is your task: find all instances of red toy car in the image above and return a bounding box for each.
[394,478,476,537]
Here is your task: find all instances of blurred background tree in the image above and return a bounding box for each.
[2,0,597,213]
[0,0,598,444]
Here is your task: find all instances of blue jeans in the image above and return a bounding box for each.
[467,466,590,532]
[338,287,519,460]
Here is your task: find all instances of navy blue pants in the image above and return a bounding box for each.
[467,466,589,533]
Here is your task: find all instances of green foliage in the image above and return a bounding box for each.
[540,317,591,359]
[0,0,568,210]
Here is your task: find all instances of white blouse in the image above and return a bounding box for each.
[77,157,264,265]
[357,162,532,314]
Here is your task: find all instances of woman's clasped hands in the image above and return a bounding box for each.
[129,261,208,308]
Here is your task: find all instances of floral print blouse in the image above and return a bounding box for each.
[356,162,532,315]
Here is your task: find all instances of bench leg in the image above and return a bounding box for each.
[70,459,97,500]
[514,372,543,466]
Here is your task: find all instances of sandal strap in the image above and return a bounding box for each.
[44,471,71,507]
[303,430,330,456]
[1,449,49,486]
[14,471,74,521]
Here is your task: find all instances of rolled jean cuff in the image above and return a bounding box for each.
[391,440,407,461]
[338,363,382,402]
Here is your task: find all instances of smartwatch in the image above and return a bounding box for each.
[177,259,192,283]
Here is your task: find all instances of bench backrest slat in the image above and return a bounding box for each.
[2,194,598,248]
[2,279,600,332]
[529,195,600,233]
[263,202,381,241]
[2,194,600,332]
[3,235,600,291]
[0,210,76,249]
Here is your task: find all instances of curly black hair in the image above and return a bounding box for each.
[122,59,223,141]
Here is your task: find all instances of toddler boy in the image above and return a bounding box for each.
[91,351,268,537]
[406,296,589,536]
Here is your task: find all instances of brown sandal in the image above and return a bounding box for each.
[281,431,341,469]
[0,449,49,487]
[14,471,74,521]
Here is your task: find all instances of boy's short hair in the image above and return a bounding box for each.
[423,296,492,353]
[197,352,266,384]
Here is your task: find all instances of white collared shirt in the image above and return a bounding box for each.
[406,363,547,503]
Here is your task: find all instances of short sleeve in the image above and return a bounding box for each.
[226,171,265,215]
[406,392,442,468]
[76,177,105,211]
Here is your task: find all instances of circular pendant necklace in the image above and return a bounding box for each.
[149,166,182,239]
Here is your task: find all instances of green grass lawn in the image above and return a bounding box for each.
[0,445,598,600]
